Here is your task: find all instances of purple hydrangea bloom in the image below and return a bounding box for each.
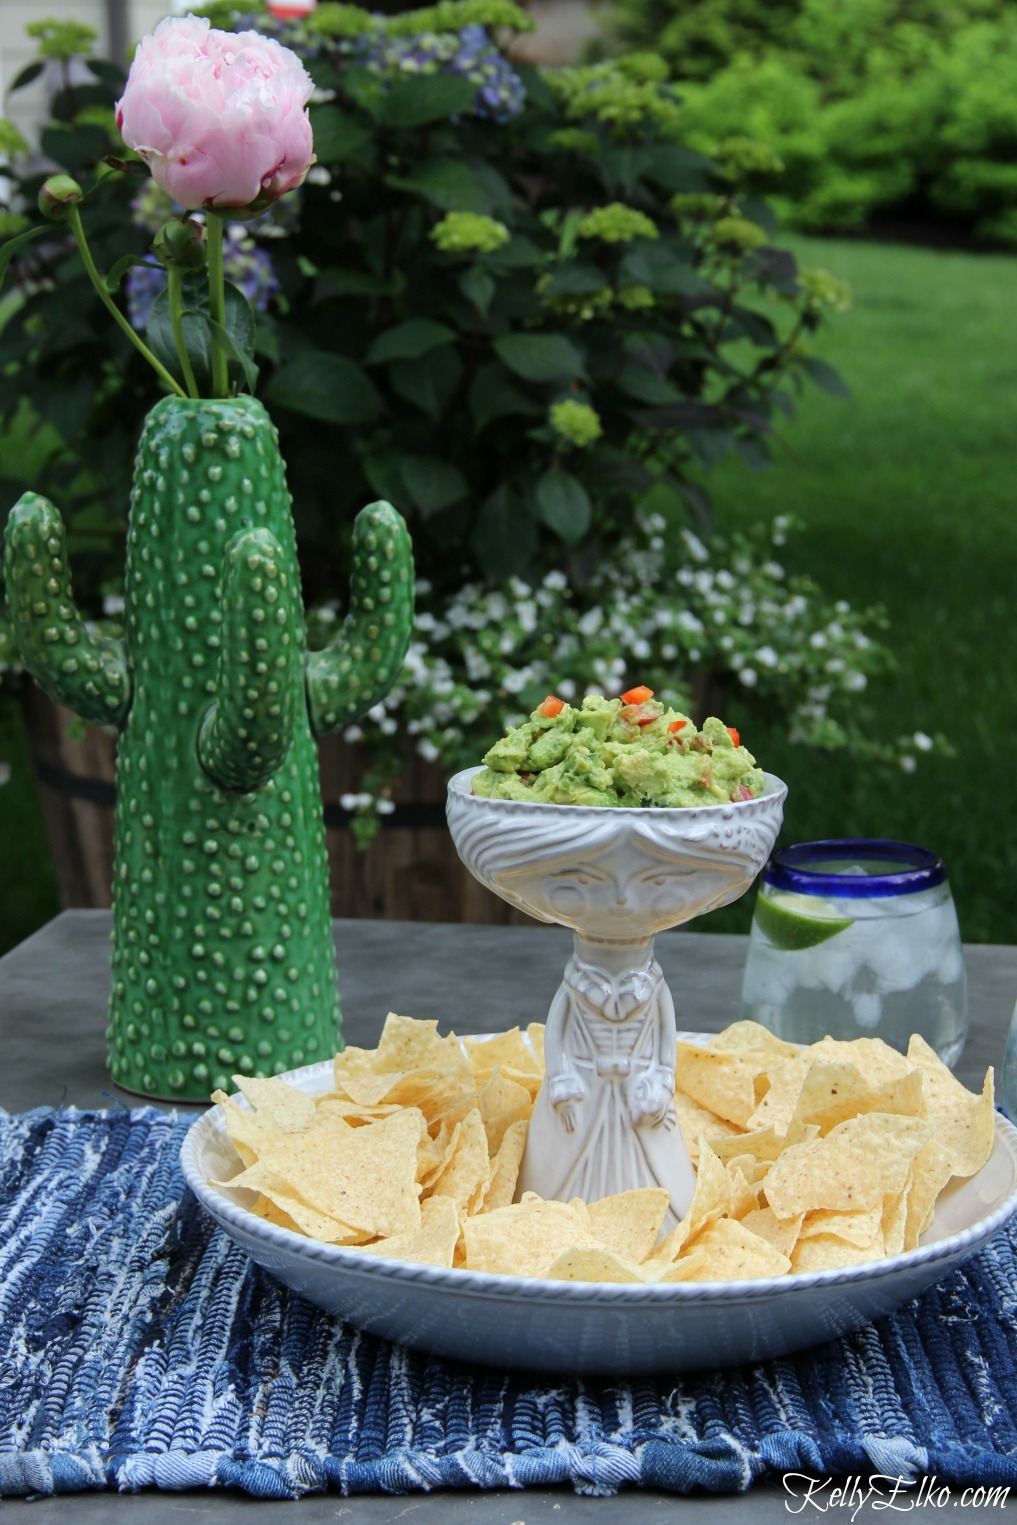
[125,226,280,333]
[359,25,525,122]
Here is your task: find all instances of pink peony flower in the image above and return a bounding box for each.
[116,15,315,213]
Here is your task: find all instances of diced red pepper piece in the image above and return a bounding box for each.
[620,685,654,705]
[727,726,740,747]
[668,719,687,734]
[539,694,565,718]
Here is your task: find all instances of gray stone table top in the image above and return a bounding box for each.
[2,912,1016,1523]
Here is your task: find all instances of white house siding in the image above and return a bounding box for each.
[1,1,169,148]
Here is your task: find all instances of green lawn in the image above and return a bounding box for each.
[702,235,1017,944]
[1,234,1016,951]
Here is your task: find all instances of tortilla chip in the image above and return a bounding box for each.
[674,1043,759,1127]
[763,1113,931,1220]
[428,1106,491,1214]
[906,1035,994,1178]
[544,1246,653,1283]
[461,1195,596,1278]
[660,1218,791,1282]
[481,1119,528,1212]
[358,1196,460,1267]
[587,1188,671,1264]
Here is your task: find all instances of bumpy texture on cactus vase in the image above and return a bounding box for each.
[4,395,414,1099]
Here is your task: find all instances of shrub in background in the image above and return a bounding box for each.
[607,0,1017,245]
[0,4,921,837]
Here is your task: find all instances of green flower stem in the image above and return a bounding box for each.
[166,267,200,400]
[206,212,228,399]
[65,206,186,400]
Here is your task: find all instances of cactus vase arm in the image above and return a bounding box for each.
[198,526,299,793]
[3,492,131,726]
[306,500,414,736]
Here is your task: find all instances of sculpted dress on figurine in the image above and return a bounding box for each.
[518,943,696,1227]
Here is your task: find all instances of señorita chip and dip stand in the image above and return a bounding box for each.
[210,689,995,1283]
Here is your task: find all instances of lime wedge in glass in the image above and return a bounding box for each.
[754,891,854,951]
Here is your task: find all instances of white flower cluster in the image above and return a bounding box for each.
[304,513,914,838]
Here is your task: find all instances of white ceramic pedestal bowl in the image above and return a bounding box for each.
[445,769,788,1222]
[446,767,788,938]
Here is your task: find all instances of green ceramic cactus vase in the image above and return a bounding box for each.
[4,394,413,1099]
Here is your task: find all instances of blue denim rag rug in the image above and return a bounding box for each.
[2,1104,1017,1500]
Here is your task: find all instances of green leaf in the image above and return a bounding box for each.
[399,455,468,517]
[0,226,49,289]
[386,157,490,212]
[362,446,406,506]
[147,276,256,396]
[469,363,541,432]
[378,74,475,128]
[639,144,715,194]
[85,58,126,84]
[459,266,495,314]
[198,313,260,394]
[493,333,584,383]
[265,352,383,424]
[729,304,777,347]
[799,355,851,398]
[471,484,536,576]
[10,61,44,91]
[619,243,710,296]
[388,347,463,420]
[316,268,402,299]
[104,254,158,295]
[535,468,591,543]
[617,363,682,406]
[366,318,456,365]
[309,106,372,163]
[488,235,543,269]
[40,124,109,173]
[546,264,608,297]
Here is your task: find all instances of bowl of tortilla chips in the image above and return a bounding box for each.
[181,1016,1017,1374]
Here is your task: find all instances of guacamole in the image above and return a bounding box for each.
[471,689,765,808]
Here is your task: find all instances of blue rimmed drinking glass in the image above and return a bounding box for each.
[738,839,967,1067]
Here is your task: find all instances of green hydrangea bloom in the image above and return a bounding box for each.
[547,128,600,156]
[616,284,655,311]
[550,399,603,448]
[714,136,785,180]
[536,276,613,322]
[710,216,769,253]
[306,3,378,38]
[577,203,658,243]
[430,211,510,254]
[386,0,533,36]
[544,64,683,137]
[0,119,28,159]
[671,192,725,221]
[616,52,670,83]
[0,212,30,240]
[797,266,853,313]
[26,19,96,60]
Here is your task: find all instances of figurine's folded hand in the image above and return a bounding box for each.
[630,1067,676,1129]
[548,1072,585,1135]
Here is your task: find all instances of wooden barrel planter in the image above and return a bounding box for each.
[17,683,527,925]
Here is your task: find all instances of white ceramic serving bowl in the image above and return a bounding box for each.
[445,768,788,940]
[180,1053,1017,1376]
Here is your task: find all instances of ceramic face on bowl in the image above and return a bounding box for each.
[446,768,789,939]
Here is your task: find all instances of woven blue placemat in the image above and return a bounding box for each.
[2,1105,1017,1500]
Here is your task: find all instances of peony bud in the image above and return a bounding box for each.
[116,15,315,214]
[38,175,83,222]
[152,217,207,272]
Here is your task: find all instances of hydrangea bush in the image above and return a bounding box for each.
[0,4,925,834]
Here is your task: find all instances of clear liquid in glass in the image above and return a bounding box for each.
[739,869,968,1068]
